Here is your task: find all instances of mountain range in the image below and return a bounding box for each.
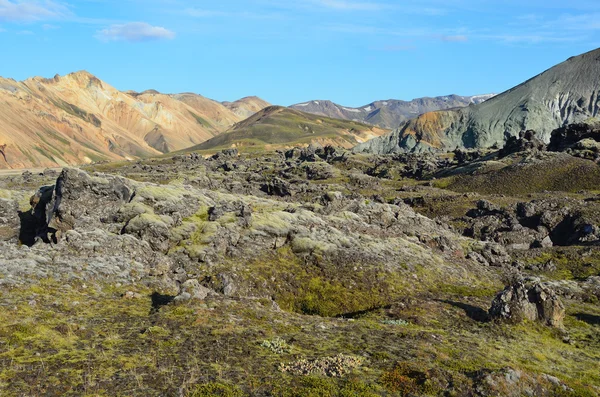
[2,47,600,168]
[289,95,495,130]
[0,70,491,169]
[355,48,600,154]
[0,72,270,169]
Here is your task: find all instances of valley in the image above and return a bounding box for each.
[0,43,599,397]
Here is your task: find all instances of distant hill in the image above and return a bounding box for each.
[185,106,389,152]
[223,96,272,119]
[290,95,495,129]
[0,71,270,169]
[355,48,600,154]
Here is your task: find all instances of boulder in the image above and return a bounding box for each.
[26,168,135,244]
[174,279,213,301]
[0,198,20,242]
[262,177,295,197]
[489,278,565,327]
[300,142,324,162]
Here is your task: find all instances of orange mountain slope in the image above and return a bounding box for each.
[0,71,270,169]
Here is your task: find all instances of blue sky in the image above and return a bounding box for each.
[0,0,599,106]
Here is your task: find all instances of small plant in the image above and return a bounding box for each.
[260,337,291,354]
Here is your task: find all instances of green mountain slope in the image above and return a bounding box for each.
[186,106,389,152]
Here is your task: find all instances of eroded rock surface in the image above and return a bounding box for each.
[489,278,566,327]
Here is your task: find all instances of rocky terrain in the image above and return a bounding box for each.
[290,95,495,130]
[0,119,599,395]
[188,106,389,152]
[0,71,270,169]
[355,48,600,154]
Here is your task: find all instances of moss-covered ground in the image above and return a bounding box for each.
[0,278,598,396]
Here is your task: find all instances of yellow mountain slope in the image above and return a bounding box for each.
[0,71,270,169]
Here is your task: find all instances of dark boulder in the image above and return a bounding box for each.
[548,122,600,153]
[499,130,546,158]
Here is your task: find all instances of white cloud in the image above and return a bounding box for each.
[0,0,68,22]
[97,22,175,42]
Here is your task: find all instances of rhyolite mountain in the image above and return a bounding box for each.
[186,106,389,152]
[0,71,270,169]
[223,96,272,119]
[290,95,495,129]
[354,48,600,154]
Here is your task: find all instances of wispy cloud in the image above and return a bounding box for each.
[440,35,468,42]
[184,8,282,20]
[313,0,385,11]
[481,34,584,44]
[97,22,175,42]
[185,8,228,18]
[302,0,445,14]
[379,44,417,51]
[0,0,69,22]
[555,13,600,31]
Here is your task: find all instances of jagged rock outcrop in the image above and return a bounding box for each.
[463,197,600,248]
[499,130,547,158]
[547,122,600,161]
[489,278,565,327]
[355,48,600,154]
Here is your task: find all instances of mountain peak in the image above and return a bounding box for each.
[290,95,495,129]
[354,48,600,154]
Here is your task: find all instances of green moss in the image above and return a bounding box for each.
[51,98,102,127]
[435,284,497,298]
[296,277,384,317]
[188,111,214,129]
[514,247,600,281]
[189,383,243,397]
[251,211,296,237]
[136,184,190,203]
[448,154,600,195]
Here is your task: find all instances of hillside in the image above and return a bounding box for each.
[290,95,495,129]
[1,135,599,395]
[223,96,272,119]
[355,48,600,154]
[187,106,389,152]
[0,72,270,169]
